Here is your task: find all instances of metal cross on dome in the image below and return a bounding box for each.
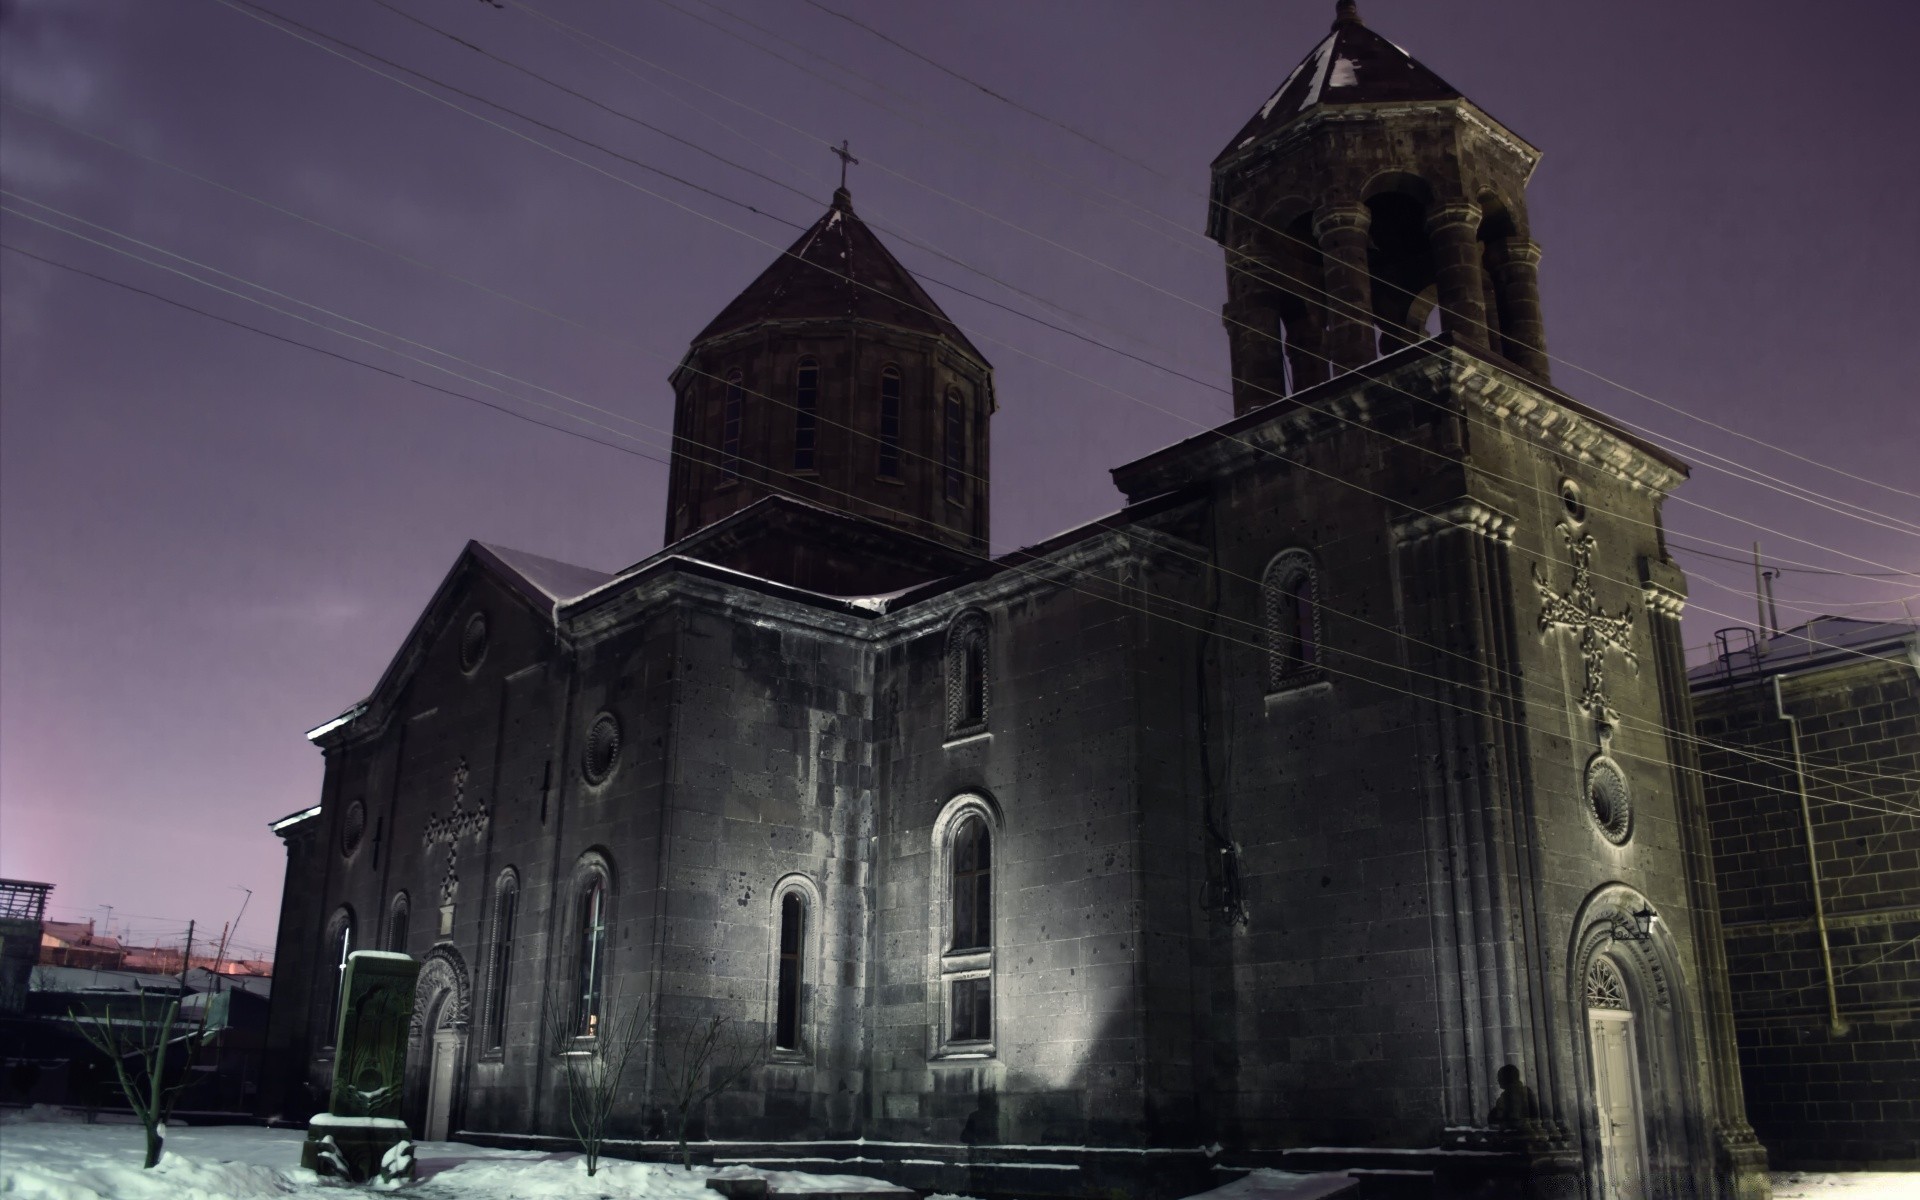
[832,139,858,189]
[423,759,489,911]
[1534,523,1637,731]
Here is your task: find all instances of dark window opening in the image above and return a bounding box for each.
[325,917,352,1046]
[721,372,745,477]
[793,359,817,471]
[573,879,606,1039]
[385,898,409,954]
[951,817,991,952]
[775,892,805,1050]
[950,976,991,1043]
[1264,554,1320,688]
[943,389,965,503]
[486,883,517,1053]
[878,367,902,479]
[946,617,989,734]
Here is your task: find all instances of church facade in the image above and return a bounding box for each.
[265,6,1769,1196]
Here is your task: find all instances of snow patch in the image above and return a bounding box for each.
[1298,37,1339,110]
[1328,57,1359,89]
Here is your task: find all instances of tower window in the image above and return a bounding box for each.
[323,909,353,1047]
[878,366,902,479]
[1263,549,1322,690]
[943,388,966,503]
[775,892,805,1050]
[793,358,818,471]
[721,371,744,478]
[385,893,410,954]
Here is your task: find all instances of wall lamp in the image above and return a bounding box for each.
[1609,905,1657,943]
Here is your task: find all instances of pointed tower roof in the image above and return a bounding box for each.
[693,188,986,364]
[1215,1,1463,165]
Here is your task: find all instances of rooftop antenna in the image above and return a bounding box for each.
[1761,568,1781,640]
[1752,542,1771,651]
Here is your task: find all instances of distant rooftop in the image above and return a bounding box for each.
[1688,617,1918,690]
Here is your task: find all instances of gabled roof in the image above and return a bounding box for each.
[692,188,986,364]
[474,542,612,606]
[1215,3,1463,164]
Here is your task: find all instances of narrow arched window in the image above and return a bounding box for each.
[945,613,989,736]
[1263,550,1321,690]
[878,366,902,479]
[793,358,818,471]
[721,370,745,477]
[949,815,992,1043]
[943,387,966,503]
[573,877,607,1039]
[775,892,805,1051]
[485,874,518,1053]
[385,894,410,954]
[324,910,353,1046]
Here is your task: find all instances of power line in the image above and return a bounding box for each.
[785,0,1920,509]
[13,220,1913,822]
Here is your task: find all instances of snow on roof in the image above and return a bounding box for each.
[477,542,614,604]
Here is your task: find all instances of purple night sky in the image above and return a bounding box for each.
[2,1,1915,957]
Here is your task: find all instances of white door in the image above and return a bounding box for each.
[1589,1007,1648,1199]
[425,1028,456,1141]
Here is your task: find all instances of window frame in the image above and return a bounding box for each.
[793,357,819,472]
[944,610,991,742]
[930,794,1000,1060]
[1262,548,1326,696]
[481,869,519,1058]
[321,907,354,1050]
[385,892,410,955]
[942,386,966,504]
[564,853,614,1045]
[766,873,821,1061]
[877,365,903,481]
[719,370,745,483]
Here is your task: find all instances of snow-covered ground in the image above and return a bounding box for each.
[1,1110,1914,1199]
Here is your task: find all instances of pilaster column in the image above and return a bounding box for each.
[1426,202,1489,350]
[1313,203,1376,373]
[1223,292,1289,415]
[1491,238,1550,380]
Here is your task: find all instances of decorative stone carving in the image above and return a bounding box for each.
[583,712,621,785]
[409,945,472,1038]
[304,950,421,1183]
[459,611,489,673]
[422,760,488,910]
[1586,957,1628,1010]
[1534,522,1637,728]
[1584,753,1633,845]
[340,800,366,858]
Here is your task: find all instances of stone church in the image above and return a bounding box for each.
[266,5,1770,1196]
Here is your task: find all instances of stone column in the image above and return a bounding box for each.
[1313,203,1376,373]
[1426,202,1489,350]
[1223,292,1289,415]
[1491,238,1550,380]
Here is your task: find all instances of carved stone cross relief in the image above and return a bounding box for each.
[1533,523,1637,735]
[423,758,489,933]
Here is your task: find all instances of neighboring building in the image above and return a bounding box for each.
[266,5,1768,1197]
[0,880,52,1015]
[1691,617,1920,1169]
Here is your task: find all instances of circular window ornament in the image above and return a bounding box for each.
[340,800,367,857]
[583,712,621,786]
[1584,753,1632,845]
[460,611,490,673]
[1559,478,1587,524]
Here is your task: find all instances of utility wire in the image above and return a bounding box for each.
[12,216,1913,821]
[786,0,1920,508]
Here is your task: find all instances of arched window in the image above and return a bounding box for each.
[572,873,608,1039]
[878,365,902,479]
[943,387,966,503]
[484,871,519,1054]
[775,892,805,1051]
[793,358,818,471]
[951,816,991,953]
[721,370,745,477]
[1263,549,1321,690]
[323,908,354,1047]
[385,893,410,954]
[936,804,995,1049]
[945,612,989,737]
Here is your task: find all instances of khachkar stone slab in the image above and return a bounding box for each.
[302,950,421,1184]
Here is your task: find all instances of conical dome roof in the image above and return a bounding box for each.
[693,189,986,365]
[1215,2,1462,165]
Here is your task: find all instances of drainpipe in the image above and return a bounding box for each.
[1772,674,1847,1036]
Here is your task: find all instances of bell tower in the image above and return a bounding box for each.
[663,186,994,555]
[1209,0,1550,415]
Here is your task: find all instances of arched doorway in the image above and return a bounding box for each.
[1584,956,1648,1198]
[408,945,471,1143]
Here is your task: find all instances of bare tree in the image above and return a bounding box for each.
[655,1012,760,1168]
[544,983,653,1177]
